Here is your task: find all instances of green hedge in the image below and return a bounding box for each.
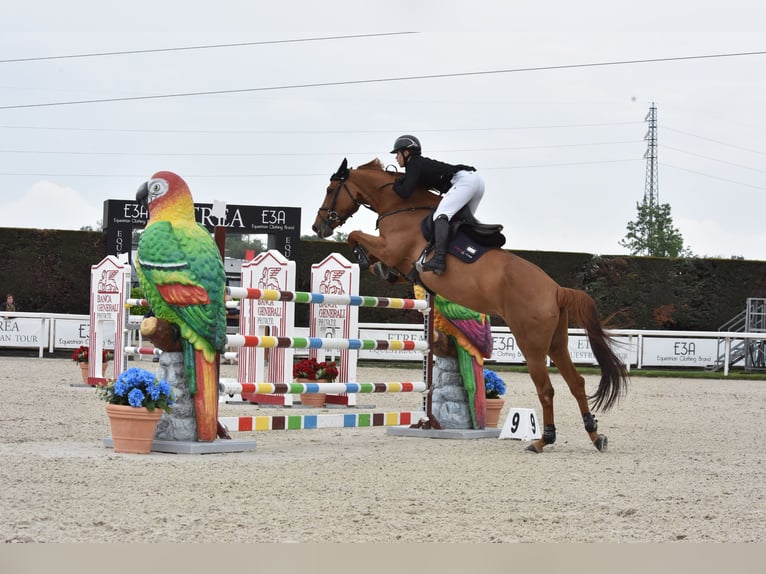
[2,227,764,331]
[0,228,106,314]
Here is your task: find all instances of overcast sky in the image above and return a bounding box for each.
[2,1,766,261]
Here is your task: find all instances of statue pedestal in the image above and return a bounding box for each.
[109,350,257,454]
[431,355,473,429]
[154,351,197,441]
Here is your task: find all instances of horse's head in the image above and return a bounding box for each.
[312,158,396,238]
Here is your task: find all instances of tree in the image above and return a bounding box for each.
[224,234,264,259]
[620,200,691,257]
[299,232,348,242]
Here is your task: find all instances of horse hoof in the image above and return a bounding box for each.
[525,444,540,454]
[594,435,608,452]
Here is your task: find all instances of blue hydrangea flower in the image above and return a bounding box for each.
[483,369,506,398]
[100,367,174,412]
[127,388,146,407]
[113,379,130,397]
[158,380,172,397]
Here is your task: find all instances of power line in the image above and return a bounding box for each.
[0,158,642,178]
[0,32,417,63]
[2,50,765,110]
[0,140,641,157]
[664,126,766,156]
[661,162,766,191]
[0,121,640,134]
[663,145,766,174]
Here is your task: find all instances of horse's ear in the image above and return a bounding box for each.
[331,158,349,181]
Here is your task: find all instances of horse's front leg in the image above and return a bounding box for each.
[348,231,409,284]
[348,230,389,270]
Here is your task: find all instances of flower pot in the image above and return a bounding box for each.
[485,398,506,428]
[299,392,327,408]
[79,362,89,385]
[106,404,162,454]
[78,362,109,385]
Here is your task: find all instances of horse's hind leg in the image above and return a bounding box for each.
[548,316,608,452]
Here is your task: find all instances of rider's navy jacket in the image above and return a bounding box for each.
[393,154,475,198]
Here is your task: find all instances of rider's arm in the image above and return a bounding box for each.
[392,157,423,199]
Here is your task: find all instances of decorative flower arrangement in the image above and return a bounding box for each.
[316,360,339,382]
[293,357,339,381]
[96,367,175,413]
[483,369,506,399]
[72,345,114,364]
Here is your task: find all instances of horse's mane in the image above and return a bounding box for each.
[357,158,401,183]
[357,158,385,171]
[355,157,439,203]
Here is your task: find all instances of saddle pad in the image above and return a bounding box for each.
[448,230,493,263]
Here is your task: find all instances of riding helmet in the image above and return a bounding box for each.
[390,135,422,154]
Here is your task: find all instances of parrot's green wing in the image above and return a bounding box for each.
[136,221,227,357]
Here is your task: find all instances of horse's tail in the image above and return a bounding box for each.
[557,287,628,412]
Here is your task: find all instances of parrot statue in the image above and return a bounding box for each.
[135,171,227,442]
[432,294,493,429]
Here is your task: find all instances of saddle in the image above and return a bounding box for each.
[354,207,507,286]
[420,206,506,263]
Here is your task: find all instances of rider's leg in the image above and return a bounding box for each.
[420,214,449,274]
[421,170,484,275]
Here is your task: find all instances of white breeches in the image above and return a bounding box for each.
[433,170,485,220]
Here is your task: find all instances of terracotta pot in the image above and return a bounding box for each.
[78,362,109,385]
[106,404,162,454]
[79,362,89,385]
[299,392,327,408]
[485,398,506,428]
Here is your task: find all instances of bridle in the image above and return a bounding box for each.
[317,158,435,230]
[316,170,369,230]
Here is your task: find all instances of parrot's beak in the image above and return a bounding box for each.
[136,181,149,210]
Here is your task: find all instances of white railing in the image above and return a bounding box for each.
[1,312,764,376]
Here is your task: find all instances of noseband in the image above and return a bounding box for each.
[317,171,382,229]
[316,174,358,228]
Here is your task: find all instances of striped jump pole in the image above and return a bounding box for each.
[225,334,429,352]
[219,379,427,396]
[125,346,239,362]
[124,346,162,357]
[219,410,427,432]
[226,287,430,312]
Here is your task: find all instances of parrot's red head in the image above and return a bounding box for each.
[136,171,195,222]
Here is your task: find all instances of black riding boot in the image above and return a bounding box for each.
[421,215,449,275]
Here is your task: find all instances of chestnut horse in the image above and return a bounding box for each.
[312,158,628,453]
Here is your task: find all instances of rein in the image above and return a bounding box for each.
[375,206,433,229]
[317,166,434,230]
[364,180,434,229]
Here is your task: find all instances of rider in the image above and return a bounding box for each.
[390,134,485,275]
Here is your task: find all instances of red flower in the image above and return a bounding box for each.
[293,357,319,380]
[293,358,339,381]
[316,361,338,381]
[71,345,114,363]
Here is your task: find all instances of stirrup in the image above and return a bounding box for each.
[420,257,445,275]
